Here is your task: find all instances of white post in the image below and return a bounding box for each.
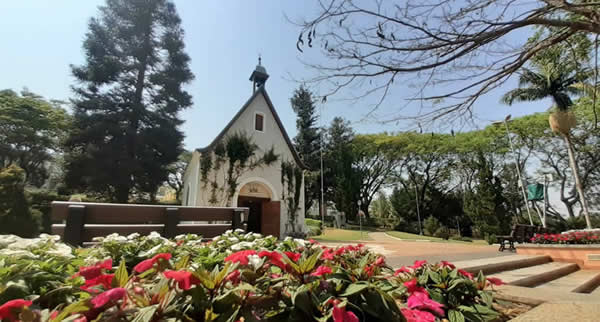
[415,184,423,235]
[543,175,547,228]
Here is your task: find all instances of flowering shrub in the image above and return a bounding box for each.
[530,231,600,244]
[0,230,506,321]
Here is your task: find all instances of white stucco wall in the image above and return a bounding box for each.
[184,90,305,237]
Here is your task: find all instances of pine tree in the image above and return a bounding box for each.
[65,0,194,202]
[290,86,321,213]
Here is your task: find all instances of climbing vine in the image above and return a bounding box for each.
[281,160,303,234]
[199,131,278,206]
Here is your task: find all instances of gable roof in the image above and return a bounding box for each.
[196,85,308,170]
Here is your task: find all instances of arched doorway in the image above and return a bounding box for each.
[236,181,280,238]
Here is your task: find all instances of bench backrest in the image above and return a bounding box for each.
[51,201,248,245]
[511,224,540,243]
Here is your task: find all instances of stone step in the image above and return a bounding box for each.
[492,262,579,287]
[535,270,600,293]
[454,254,551,275]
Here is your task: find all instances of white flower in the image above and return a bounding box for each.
[46,244,74,258]
[175,234,186,240]
[230,241,254,251]
[284,236,292,242]
[228,237,239,243]
[127,233,140,240]
[0,249,36,258]
[92,236,105,242]
[39,234,61,242]
[103,233,127,243]
[212,236,221,241]
[147,231,162,240]
[217,240,227,245]
[138,244,163,257]
[294,239,306,247]
[224,229,233,235]
[247,254,263,270]
[234,228,245,234]
[252,233,262,238]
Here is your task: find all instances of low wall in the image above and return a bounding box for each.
[517,244,600,269]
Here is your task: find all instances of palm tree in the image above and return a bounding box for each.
[502,57,593,229]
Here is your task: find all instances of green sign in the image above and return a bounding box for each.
[527,183,544,201]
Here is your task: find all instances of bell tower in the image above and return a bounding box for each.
[249,55,269,93]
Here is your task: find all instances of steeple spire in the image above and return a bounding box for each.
[249,55,269,93]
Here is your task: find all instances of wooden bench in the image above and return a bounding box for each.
[497,224,541,252]
[50,201,248,246]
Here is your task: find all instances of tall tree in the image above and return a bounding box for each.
[65,0,194,202]
[296,0,600,123]
[0,89,70,187]
[290,86,321,214]
[502,39,593,228]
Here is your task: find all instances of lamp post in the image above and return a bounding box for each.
[492,115,533,225]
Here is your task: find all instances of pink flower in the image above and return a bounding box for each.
[440,261,455,269]
[163,270,201,290]
[258,251,286,269]
[81,273,114,292]
[401,308,436,322]
[0,299,33,322]
[90,288,127,308]
[394,266,412,276]
[134,253,172,273]
[458,269,474,279]
[73,259,113,280]
[487,277,504,286]
[73,316,88,322]
[308,239,319,244]
[311,265,333,277]
[410,260,427,269]
[403,279,426,295]
[284,251,302,262]
[407,292,445,316]
[225,270,241,284]
[374,257,385,266]
[332,305,359,322]
[224,250,257,265]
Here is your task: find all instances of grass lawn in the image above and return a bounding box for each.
[313,228,372,242]
[385,231,488,245]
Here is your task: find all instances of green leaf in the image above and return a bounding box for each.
[113,259,129,288]
[175,254,190,270]
[449,310,465,322]
[292,284,314,317]
[300,249,323,273]
[341,282,369,296]
[429,270,441,284]
[52,301,90,322]
[479,290,493,306]
[131,305,158,322]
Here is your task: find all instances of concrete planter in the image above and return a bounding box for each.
[518,243,600,269]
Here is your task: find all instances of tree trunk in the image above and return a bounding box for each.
[563,134,592,229]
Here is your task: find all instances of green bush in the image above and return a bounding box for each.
[305,218,322,228]
[423,216,440,236]
[306,225,322,237]
[28,189,69,233]
[433,226,450,240]
[450,235,473,242]
[0,165,40,237]
[484,233,497,245]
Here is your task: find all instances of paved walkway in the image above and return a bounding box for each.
[322,232,511,268]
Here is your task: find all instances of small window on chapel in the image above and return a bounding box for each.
[255,113,264,132]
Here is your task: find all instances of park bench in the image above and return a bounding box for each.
[497,224,542,252]
[50,201,248,246]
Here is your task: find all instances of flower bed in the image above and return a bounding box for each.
[0,230,512,322]
[530,231,600,244]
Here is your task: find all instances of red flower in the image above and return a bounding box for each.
[374,257,385,266]
[332,305,359,322]
[311,265,333,277]
[81,273,114,292]
[73,259,113,280]
[163,270,201,290]
[90,288,127,308]
[440,261,455,269]
[403,279,426,295]
[486,277,504,286]
[224,250,257,265]
[73,316,87,322]
[258,251,286,269]
[321,249,335,260]
[458,269,474,279]
[407,291,445,316]
[0,299,33,322]
[225,270,241,284]
[134,253,172,273]
[308,239,319,244]
[394,266,412,276]
[401,308,436,322]
[284,251,302,262]
[410,260,427,269]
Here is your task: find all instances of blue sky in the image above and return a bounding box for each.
[0,1,551,151]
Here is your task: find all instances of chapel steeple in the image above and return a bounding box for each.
[249,55,269,93]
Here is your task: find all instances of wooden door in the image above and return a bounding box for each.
[261,201,280,238]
